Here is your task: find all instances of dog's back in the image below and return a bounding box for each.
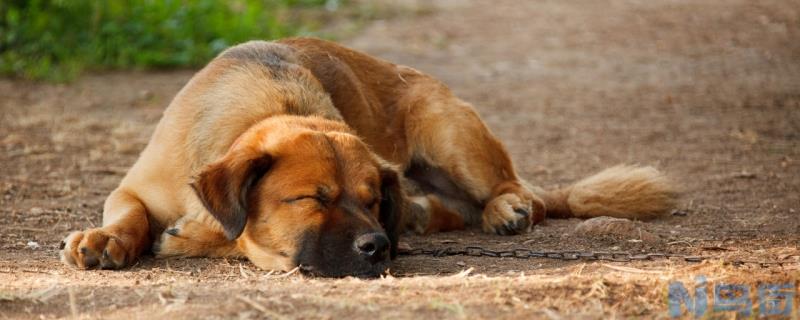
[118,41,344,228]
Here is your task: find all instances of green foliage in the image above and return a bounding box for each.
[0,0,329,81]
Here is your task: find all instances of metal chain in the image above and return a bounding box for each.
[398,245,795,267]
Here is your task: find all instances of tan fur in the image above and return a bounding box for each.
[60,38,678,274]
[540,165,679,220]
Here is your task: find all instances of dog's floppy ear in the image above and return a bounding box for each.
[191,148,272,240]
[378,167,406,259]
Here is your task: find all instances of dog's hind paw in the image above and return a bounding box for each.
[152,226,185,257]
[481,192,545,235]
[152,218,234,258]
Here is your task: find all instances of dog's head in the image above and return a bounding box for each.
[191,116,404,277]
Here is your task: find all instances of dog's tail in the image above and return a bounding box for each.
[534,165,679,220]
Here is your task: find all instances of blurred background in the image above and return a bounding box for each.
[0,0,372,81]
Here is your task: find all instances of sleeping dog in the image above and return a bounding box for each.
[60,38,678,277]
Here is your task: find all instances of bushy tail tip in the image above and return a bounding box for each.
[541,165,679,220]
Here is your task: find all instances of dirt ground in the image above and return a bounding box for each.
[2,0,799,319]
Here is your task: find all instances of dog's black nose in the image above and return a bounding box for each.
[354,232,390,263]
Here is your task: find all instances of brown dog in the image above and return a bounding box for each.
[60,38,678,277]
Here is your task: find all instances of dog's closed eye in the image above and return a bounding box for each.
[282,195,324,203]
[281,195,321,203]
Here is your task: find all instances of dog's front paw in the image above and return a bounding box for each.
[481,193,544,235]
[60,229,128,269]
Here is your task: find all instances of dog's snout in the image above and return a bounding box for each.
[354,232,389,263]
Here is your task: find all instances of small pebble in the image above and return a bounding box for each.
[26,241,40,249]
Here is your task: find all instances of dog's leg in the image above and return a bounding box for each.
[403,86,544,235]
[61,189,151,269]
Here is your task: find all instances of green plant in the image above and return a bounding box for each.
[0,0,329,81]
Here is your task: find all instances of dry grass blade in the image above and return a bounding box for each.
[68,287,78,319]
[542,308,563,320]
[153,267,192,275]
[450,267,474,278]
[273,266,301,279]
[239,263,254,279]
[601,264,664,274]
[82,215,96,228]
[237,295,287,320]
